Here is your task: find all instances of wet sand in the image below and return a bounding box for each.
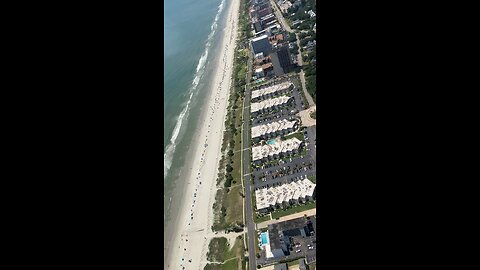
[164,0,240,269]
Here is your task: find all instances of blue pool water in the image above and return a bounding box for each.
[261,232,269,245]
[267,139,276,145]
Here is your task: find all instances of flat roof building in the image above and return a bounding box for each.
[250,95,292,114]
[267,216,317,258]
[251,81,293,99]
[277,46,293,72]
[251,137,302,162]
[251,34,272,55]
[251,119,297,140]
[255,178,316,212]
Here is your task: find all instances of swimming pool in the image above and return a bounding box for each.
[267,139,276,145]
[261,232,269,245]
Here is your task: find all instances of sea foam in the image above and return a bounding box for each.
[164,0,226,180]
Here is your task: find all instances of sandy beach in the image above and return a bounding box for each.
[165,0,240,269]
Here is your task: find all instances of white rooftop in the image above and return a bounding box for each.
[252,34,268,42]
[251,119,297,139]
[251,137,302,161]
[251,81,293,99]
[251,95,291,113]
[255,178,316,211]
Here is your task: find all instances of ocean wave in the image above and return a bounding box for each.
[164,0,227,180]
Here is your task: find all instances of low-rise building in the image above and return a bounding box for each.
[251,81,293,101]
[250,95,293,116]
[268,33,284,45]
[255,68,265,78]
[265,216,317,259]
[251,137,302,164]
[257,6,273,18]
[279,1,293,13]
[255,178,315,213]
[251,119,297,142]
[261,13,276,27]
[254,55,271,66]
[255,52,265,60]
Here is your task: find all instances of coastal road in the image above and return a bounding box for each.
[270,0,315,107]
[242,50,257,270]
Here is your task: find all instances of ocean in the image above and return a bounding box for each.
[163,0,229,248]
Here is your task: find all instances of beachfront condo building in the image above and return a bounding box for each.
[251,81,293,101]
[251,119,298,143]
[250,95,293,117]
[255,178,316,213]
[251,137,302,164]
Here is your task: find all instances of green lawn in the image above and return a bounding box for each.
[254,231,260,255]
[287,260,300,267]
[212,185,244,231]
[207,237,229,262]
[271,201,316,219]
[283,131,305,141]
[207,237,244,264]
[222,258,239,270]
[204,264,221,270]
[254,214,271,223]
[231,109,243,182]
[203,258,240,270]
[308,175,316,183]
[225,186,244,225]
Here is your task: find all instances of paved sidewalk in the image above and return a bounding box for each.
[297,105,316,127]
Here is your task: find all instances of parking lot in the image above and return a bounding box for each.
[304,126,316,161]
[253,157,315,188]
[249,76,316,190]
[251,84,306,126]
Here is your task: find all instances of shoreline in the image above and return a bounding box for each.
[164,0,241,269]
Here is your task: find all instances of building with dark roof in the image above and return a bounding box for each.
[251,35,272,55]
[268,217,312,258]
[277,46,293,73]
[261,13,277,27]
[257,6,273,18]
